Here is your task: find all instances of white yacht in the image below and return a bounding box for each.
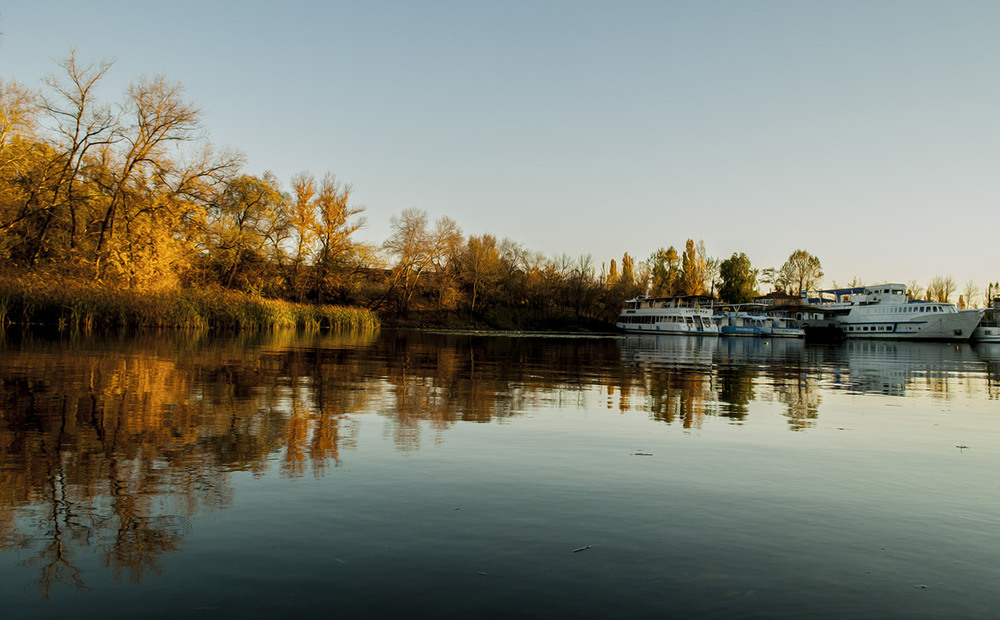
[972,298,1000,342]
[824,284,982,341]
[616,296,720,335]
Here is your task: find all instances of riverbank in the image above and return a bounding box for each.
[379,308,616,333]
[0,276,379,331]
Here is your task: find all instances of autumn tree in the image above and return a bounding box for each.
[459,234,504,315]
[606,258,619,289]
[0,78,40,263]
[648,247,679,297]
[495,238,533,308]
[287,172,318,300]
[718,252,758,304]
[381,208,462,314]
[205,172,287,290]
[778,249,823,294]
[621,252,636,290]
[986,282,1000,307]
[680,239,705,296]
[0,53,239,286]
[311,173,365,302]
[93,75,205,279]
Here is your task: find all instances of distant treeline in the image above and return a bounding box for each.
[1,53,994,330]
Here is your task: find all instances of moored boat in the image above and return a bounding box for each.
[715,309,767,336]
[763,315,806,338]
[972,298,1000,342]
[616,296,720,335]
[716,305,805,338]
[818,284,982,341]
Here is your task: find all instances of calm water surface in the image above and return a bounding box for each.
[1,329,999,619]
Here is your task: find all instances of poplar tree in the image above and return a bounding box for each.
[680,239,705,295]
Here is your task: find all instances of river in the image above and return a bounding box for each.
[1,329,999,618]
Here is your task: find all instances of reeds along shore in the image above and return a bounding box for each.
[0,276,380,331]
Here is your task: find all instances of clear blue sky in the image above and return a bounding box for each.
[3,1,998,292]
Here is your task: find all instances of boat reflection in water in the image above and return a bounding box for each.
[973,341,1000,399]
[617,334,820,430]
[616,333,1000,426]
[833,339,985,396]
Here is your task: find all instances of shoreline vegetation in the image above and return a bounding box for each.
[2,53,996,336]
[0,275,379,331]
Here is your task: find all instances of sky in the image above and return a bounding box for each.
[2,1,998,292]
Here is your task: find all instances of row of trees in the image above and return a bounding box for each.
[376,207,649,322]
[908,277,997,308]
[648,245,825,305]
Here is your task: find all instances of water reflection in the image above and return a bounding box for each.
[617,336,999,427]
[1,329,999,595]
[836,340,991,398]
[618,335,822,430]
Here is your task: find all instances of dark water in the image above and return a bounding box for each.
[1,329,999,619]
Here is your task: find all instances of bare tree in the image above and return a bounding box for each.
[962,280,980,308]
[32,50,117,257]
[927,275,957,303]
[94,74,201,277]
[381,208,462,313]
[0,78,36,158]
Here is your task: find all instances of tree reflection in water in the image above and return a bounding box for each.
[0,329,996,593]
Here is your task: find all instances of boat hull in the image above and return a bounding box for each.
[720,325,762,336]
[839,309,982,341]
[973,326,1000,342]
[617,323,720,335]
[973,309,1000,342]
[765,327,807,338]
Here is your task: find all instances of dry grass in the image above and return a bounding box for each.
[0,275,380,332]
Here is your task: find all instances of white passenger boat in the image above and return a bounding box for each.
[823,284,982,341]
[972,298,1000,342]
[715,309,767,336]
[764,316,806,338]
[715,306,805,338]
[616,296,720,335]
